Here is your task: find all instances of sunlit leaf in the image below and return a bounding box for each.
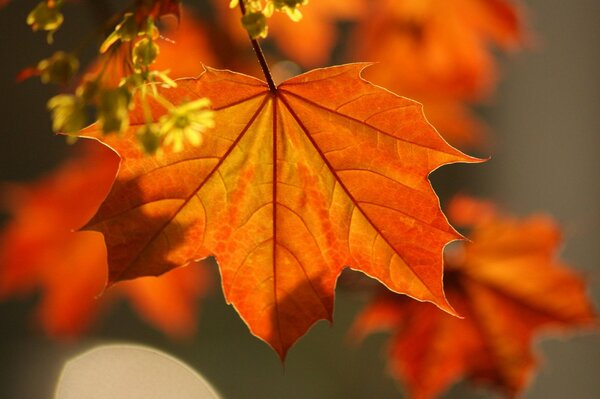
[81,64,478,358]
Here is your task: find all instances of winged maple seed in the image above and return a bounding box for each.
[351,196,597,399]
[80,63,479,359]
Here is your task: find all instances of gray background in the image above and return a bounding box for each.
[0,0,599,398]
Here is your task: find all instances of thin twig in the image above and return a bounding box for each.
[238,1,277,93]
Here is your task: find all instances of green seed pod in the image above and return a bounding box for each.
[37,51,79,85]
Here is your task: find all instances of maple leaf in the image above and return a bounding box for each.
[265,0,365,67]
[351,0,528,148]
[0,141,210,338]
[353,0,527,99]
[80,63,477,359]
[153,7,218,75]
[351,196,597,399]
[1,12,216,338]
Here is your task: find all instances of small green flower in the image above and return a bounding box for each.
[159,98,215,153]
[47,94,86,133]
[27,1,63,31]
[98,87,131,134]
[241,11,268,39]
[37,51,79,85]
[27,1,64,43]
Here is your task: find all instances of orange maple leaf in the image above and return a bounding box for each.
[351,0,528,148]
[354,0,527,99]
[267,0,365,67]
[0,141,210,338]
[351,195,597,399]
[80,64,478,359]
[153,8,218,75]
[1,8,215,338]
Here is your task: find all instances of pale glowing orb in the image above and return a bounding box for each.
[55,344,220,399]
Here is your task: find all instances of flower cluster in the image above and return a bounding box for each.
[231,0,308,39]
[25,0,214,155]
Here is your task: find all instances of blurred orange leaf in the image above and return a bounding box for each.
[352,0,527,148]
[0,7,216,339]
[155,8,218,76]
[0,141,210,338]
[267,0,364,67]
[354,0,526,99]
[81,63,476,359]
[409,96,489,149]
[351,196,597,399]
[213,0,364,68]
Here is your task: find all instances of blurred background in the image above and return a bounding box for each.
[0,0,599,398]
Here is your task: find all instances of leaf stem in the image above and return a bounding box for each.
[238,1,277,93]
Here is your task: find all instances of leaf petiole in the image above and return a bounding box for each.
[237,1,277,93]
